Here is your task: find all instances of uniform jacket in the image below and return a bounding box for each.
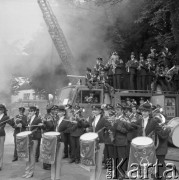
[57,117,73,142]
[87,115,112,143]
[128,59,138,74]
[0,114,9,136]
[138,60,148,76]
[113,114,134,146]
[94,63,105,73]
[115,59,125,75]
[11,114,27,135]
[142,116,171,155]
[28,116,42,140]
[70,117,89,137]
[42,114,57,132]
[103,115,116,144]
[127,113,143,142]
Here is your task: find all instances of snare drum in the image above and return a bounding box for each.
[127,137,156,178]
[80,132,99,166]
[16,131,32,158]
[41,131,60,164]
[167,117,179,147]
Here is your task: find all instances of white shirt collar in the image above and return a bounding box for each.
[56,116,64,131]
[0,113,4,120]
[143,116,149,130]
[30,115,36,125]
[93,114,101,128]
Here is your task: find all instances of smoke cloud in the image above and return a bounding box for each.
[0,0,144,104]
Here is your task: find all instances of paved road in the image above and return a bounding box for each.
[1,126,179,180]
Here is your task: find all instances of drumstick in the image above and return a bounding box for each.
[0,118,13,126]
[25,125,42,127]
[96,127,106,133]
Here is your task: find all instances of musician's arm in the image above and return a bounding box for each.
[7,118,15,128]
[21,116,28,128]
[155,124,171,139]
[114,120,128,134]
[131,117,143,129]
[63,122,76,133]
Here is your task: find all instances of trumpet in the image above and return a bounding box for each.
[14,115,23,126]
[125,61,131,73]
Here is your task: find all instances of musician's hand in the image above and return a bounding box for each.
[17,123,22,128]
[38,123,44,127]
[86,128,90,132]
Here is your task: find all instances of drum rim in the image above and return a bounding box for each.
[131,136,154,146]
[80,132,98,141]
[16,131,32,136]
[44,131,60,136]
[171,124,179,147]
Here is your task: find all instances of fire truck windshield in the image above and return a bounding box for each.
[58,87,76,105]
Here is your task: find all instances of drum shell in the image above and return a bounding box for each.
[167,117,179,147]
[128,137,156,177]
[80,133,99,166]
[16,131,32,158]
[41,132,60,164]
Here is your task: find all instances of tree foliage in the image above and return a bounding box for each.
[95,0,179,62]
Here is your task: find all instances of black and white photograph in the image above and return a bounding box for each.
[0,0,179,179]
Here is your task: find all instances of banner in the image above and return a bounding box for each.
[16,136,30,158]
[80,140,96,166]
[41,135,58,164]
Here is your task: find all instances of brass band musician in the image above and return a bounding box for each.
[126,52,138,90]
[11,107,27,162]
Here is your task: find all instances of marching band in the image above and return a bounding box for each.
[0,97,173,180]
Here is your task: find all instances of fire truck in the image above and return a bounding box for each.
[37,0,179,120]
[56,83,179,120]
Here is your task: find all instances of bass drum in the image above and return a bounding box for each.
[167,117,179,147]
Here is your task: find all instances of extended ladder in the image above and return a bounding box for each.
[38,0,77,79]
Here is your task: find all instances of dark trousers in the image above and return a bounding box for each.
[154,155,166,180]
[35,138,41,161]
[129,74,135,90]
[139,75,146,90]
[64,133,71,157]
[108,75,113,87]
[13,135,18,159]
[114,146,127,179]
[70,136,80,160]
[104,144,114,163]
[113,74,123,89]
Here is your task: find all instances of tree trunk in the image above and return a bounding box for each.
[169,0,179,64]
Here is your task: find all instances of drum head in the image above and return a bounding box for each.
[80,132,98,141]
[44,132,60,136]
[16,131,32,137]
[132,136,153,146]
[172,125,179,147]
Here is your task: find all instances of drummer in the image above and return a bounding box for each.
[0,104,9,171]
[139,101,171,180]
[86,105,112,179]
[41,105,58,170]
[11,107,27,162]
[22,106,42,178]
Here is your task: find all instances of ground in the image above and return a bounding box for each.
[1,126,179,180]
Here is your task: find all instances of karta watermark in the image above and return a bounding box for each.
[106,158,178,179]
